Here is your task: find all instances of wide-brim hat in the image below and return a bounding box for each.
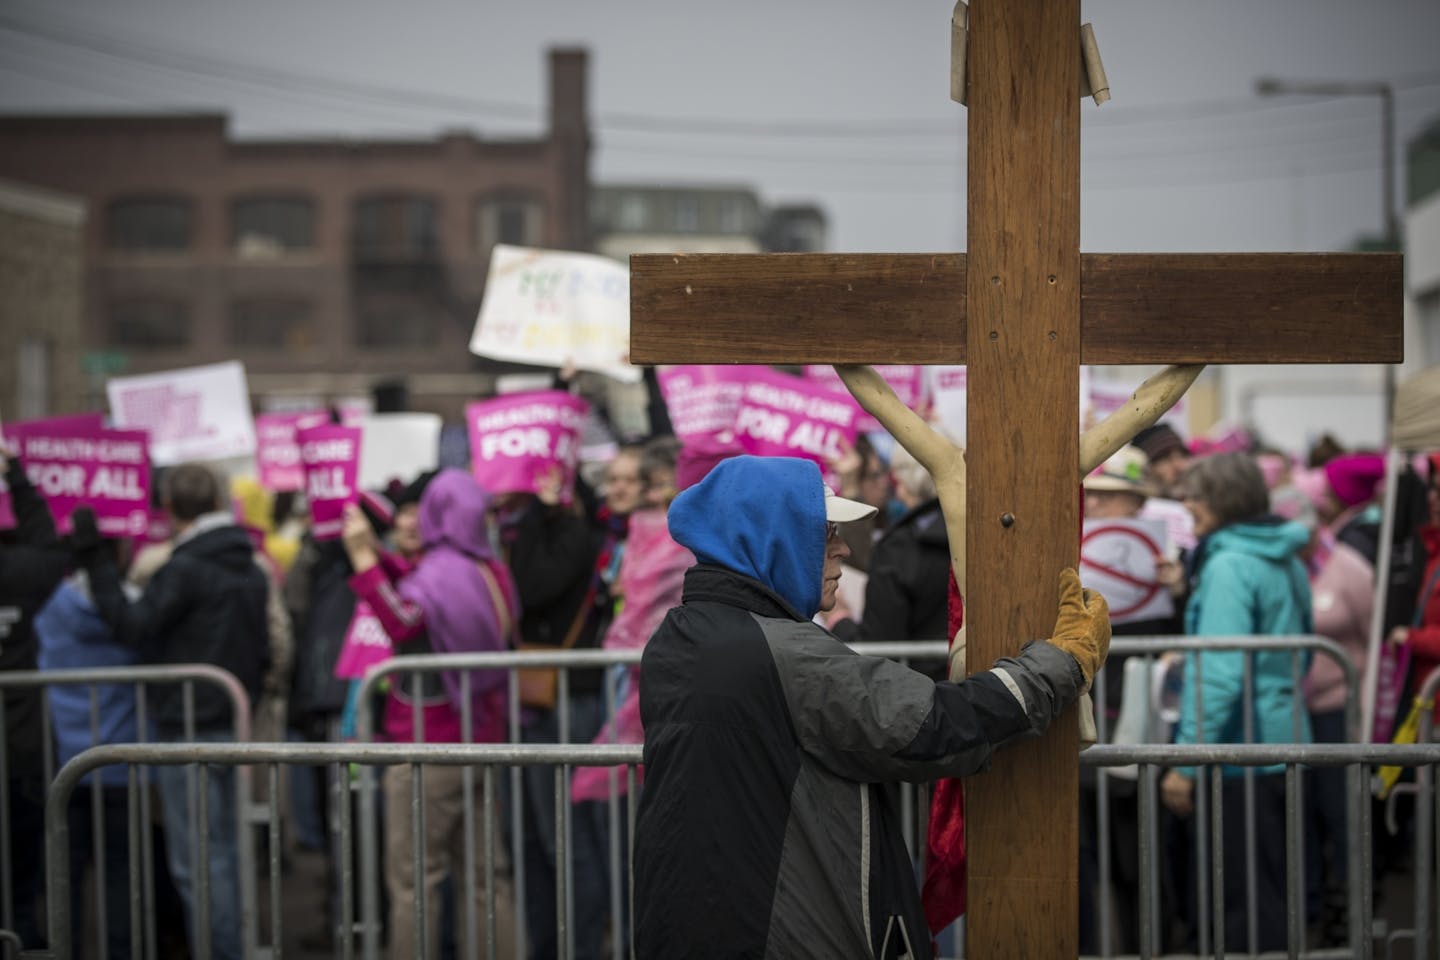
[1083,444,1155,497]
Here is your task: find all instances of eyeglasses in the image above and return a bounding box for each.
[826,522,841,540]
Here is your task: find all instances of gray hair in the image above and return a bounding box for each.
[1182,452,1269,528]
[889,441,936,501]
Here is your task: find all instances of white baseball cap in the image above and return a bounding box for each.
[825,487,879,523]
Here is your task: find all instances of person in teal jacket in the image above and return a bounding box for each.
[1159,451,1313,953]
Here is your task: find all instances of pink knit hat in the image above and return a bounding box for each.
[1323,453,1386,508]
[675,432,745,492]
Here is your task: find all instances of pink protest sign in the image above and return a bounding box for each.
[655,366,749,440]
[467,390,588,499]
[12,425,151,536]
[298,424,362,540]
[256,411,329,491]
[1,415,108,529]
[731,368,860,467]
[803,365,924,434]
[332,601,392,679]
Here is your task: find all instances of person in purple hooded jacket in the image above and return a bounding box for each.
[342,468,517,959]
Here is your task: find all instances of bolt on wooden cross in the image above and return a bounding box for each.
[628,2,1402,955]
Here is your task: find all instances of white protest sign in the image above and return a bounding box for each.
[357,413,442,490]
[1080,517,1174,625]
[470,245,639,383]
[1088,372,1187,432]
[926,366,969,444]
[107,361,256,466]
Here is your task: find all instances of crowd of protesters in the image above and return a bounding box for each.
[4,390,1440,957]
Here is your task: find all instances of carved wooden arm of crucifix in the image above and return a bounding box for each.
[834,362,1204,682]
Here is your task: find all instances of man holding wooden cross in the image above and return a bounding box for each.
[632,452,1111,958]
[628,0,1400,952]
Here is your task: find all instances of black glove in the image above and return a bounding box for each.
[65,506,105,565]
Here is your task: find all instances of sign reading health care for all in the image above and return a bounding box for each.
[3,416,151,536]
[107,361,257,466]
[732,368,860,468]
[803,365,924,435]
[655,365,749,440]
[469,245,639,384]
[255,411,330,491]
[0,413,107,529]
[467,390,588,501]
[298,424,361,540]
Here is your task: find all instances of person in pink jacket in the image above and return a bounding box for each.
[1281,458,1382,945]
[1391,454,1440,717]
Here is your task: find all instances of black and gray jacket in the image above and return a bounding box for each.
[633,564,1082,959]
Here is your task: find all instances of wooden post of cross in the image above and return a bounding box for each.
[628,1,1401,954]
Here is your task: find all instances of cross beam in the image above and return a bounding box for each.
[629,252,1402,366]
[628,2,1402,954]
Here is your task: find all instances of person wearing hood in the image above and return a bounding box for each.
[1159,452,1314,953]
[341,468,517,959]
[78,463,271,960]
[633,456,1109,960]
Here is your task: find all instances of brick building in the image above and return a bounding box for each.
[0,179,86,419]
[0,49,590,421]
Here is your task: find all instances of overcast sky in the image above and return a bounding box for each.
[1,0,1437,255]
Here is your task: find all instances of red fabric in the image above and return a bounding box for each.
[922,568,966,934]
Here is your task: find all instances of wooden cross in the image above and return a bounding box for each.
[628,2,1401,955]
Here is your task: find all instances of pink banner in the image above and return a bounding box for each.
[656,366,749,440]
[732,368,860,467]
[299,424,362,540]
[1,414,108,530]
[467,391,588,499]
[332,600,393,679]
[11,424,151,536]
[802,365,924,434]
[256,411,329,491]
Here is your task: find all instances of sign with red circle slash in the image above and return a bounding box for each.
[1080,518,1174,624]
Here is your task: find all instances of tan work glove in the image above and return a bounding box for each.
[1047,567,1111,693]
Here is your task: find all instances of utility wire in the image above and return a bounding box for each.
[2,9,1436,141]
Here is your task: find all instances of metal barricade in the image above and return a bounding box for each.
[41,741,641,960]
[35,739,1440,960]
[0,665,260,960]
[350,642,951,960]
[1086,635,1360,960]
[1078,742,1440,960]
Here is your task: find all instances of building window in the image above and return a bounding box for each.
[476,194,544,253]
[106,196,194,251]
[231,300,316,350]
[356,301,442,348]
[617,195,647,232]
[353,195,438,258]
[232,196,315,256]
[108,300,189,348]
[674,196,699,233]
[719,197,751,234]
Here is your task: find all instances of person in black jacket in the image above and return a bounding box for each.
[79,463,269,960]
[0,447,71,949]
[497,465,613,960]
[635,456,1111,959]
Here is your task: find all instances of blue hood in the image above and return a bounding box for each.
[668,456,826,618]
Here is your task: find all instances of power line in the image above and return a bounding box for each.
[3,8,1436,144]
